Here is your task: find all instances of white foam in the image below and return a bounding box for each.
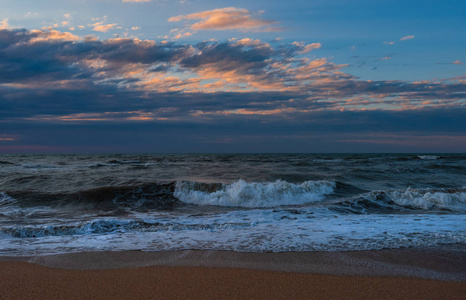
[174,180,336,208]
[418,155,439,160]
[387,188,466,212]
[1,210,464,255]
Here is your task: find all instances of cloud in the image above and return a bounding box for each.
[400,35,415,41]
[168,7,279,32]
[451,60,463,65]
[90,21,118,32]
[0,24,464,153]
[173,32,193,39]
[292,41,321,54]
[64,14,72,19]
[123,0,151,2]
[1,26,464,153]
[0,19,9,29]
[0,27,464,123]
[28,29,80,43]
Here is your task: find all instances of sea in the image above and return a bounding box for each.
[0,153,465,256]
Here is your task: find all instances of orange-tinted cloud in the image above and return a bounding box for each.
[0,18,9,29]
[1,27,464,116]
[169,7,279,32]
[27,111,158,122]
[90,21,118,32]
[28,29,80,43]
[400,35,415,41]
[173,32,193,39]
[292,41,321,54]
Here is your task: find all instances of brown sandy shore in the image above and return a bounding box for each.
[1,246,465,299]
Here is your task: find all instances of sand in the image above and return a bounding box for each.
[1,246,465,299]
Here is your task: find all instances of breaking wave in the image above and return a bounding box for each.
[2,179,337,210]
[174,180,336,208]
[334,187,466,213]
[417,155,439,160]
[1,219,252,238]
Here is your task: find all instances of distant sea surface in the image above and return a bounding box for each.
[0,153,465,255]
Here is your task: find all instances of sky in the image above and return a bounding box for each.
[0,0,465,153]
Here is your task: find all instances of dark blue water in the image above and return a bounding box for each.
[0,153,465,255]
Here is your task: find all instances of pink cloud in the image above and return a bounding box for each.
[173,32,193,39]
[28,29,80,43]
[27,111,158,122]
[0,18,9,29]
[292,41,321,54]
[400,35,415,41]
[168,7,279,32]
[90,21,118,32]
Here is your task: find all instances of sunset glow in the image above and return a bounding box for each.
[1,0,465,152]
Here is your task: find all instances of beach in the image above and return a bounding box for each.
[1,246,465,299]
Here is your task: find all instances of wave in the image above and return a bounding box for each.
[3,179,464,213]
[1,219,252,238]
[5,179,336,210]
[334,187,466,213]
[0,192,17,207]
[387,188,466,211]
[174,180,336,208]
[3,183,179,209]
[89,160,155,168]
[418,155,439,160]
[21,164,59,169]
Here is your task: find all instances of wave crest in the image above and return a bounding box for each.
[387,188,466,211]
[2,219,252,238]
[417,155,439,160]
[174,180,336,208]
[335,188,466,213]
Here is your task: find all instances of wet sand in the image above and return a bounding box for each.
[1,246,465,299]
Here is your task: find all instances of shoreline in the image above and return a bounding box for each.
[2,245,465,281]
[1,246,465,299]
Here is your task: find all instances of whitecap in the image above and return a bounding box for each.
[174,180,336,208]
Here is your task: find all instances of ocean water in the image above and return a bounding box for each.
[0,153,465,256]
